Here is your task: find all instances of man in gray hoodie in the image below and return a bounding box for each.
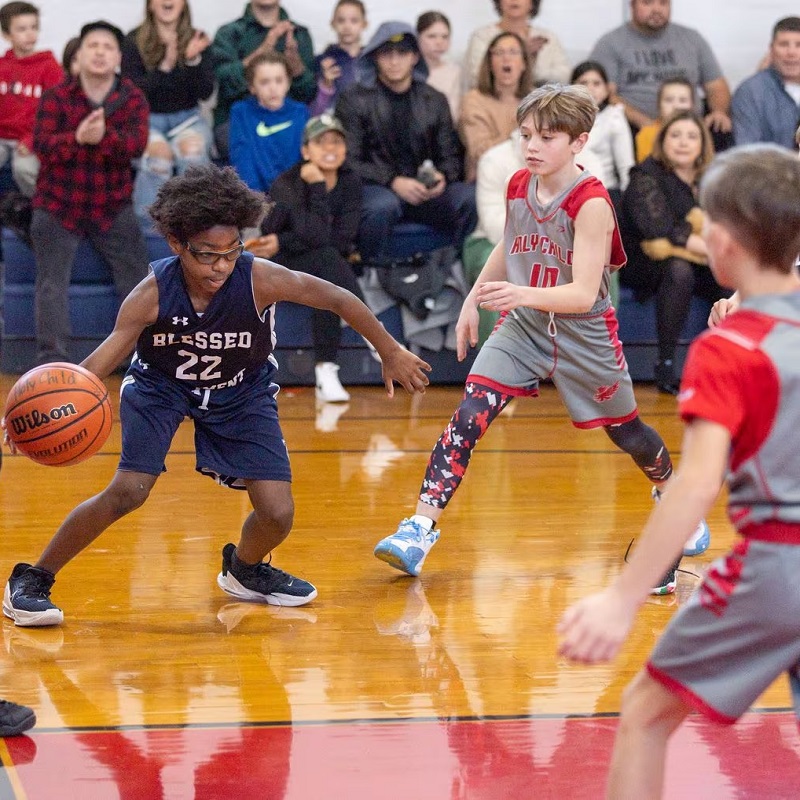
[335,21,476,264]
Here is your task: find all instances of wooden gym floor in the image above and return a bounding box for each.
[0,373,797,799]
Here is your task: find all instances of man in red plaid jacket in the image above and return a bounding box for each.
[30,20,150,366]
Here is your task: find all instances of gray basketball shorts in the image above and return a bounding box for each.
[468,306,638,428]
[648,538,800,723]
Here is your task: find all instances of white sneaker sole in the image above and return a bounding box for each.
[373,540,428,576]
[3,583,64,627]
[216,572,317,607]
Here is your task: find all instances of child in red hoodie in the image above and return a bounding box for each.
[0,2,62,196]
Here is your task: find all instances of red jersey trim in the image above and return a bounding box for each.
[561,177,627,270]
[711,308,793,346]
[603,307,626,370]
[646,663,738,725]
[572,408,639,429]
[738,521,800,544]
[466,373,539,398]
[680,318,781,471]
[507,168,531,200]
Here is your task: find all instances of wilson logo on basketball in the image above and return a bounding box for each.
[8,403,78,435]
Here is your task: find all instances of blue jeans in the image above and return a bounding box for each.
[133,108,213,230]
[358,182,477,263]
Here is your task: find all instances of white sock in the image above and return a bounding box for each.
[411,514,435,531]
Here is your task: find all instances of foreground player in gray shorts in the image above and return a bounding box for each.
[559,145,800,798]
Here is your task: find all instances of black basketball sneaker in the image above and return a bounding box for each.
[0,700,36,737]
[217,543,317,606]
[3,563,64,627]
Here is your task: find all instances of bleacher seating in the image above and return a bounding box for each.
[0,229,173,372]
[0,227,709,382]
[616,285,711,381]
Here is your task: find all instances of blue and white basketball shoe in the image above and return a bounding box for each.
[374,519,440,576]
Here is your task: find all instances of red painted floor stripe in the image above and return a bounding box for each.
[3,712,799,799]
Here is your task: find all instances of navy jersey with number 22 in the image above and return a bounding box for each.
[134,252,277,391]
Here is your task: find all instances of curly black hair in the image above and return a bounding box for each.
[148,165,269,242]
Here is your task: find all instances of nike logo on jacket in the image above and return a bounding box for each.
[256,121,293,137]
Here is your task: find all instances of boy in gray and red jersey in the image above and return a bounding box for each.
[374,83,709,584]
[559,144,800,799]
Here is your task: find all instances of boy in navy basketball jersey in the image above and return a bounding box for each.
[374,83,709,585]
[559,144,800,799]
[3,164,431,627]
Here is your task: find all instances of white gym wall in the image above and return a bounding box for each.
[26,0,800,91]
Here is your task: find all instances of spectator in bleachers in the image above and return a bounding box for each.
[247,114,364,403]
[732,17,800,150]
[634,77,694,162]
[30,20,149,366]
[620,110,727,395]
[335,21,476,265]
[0,1,62,197]
[416,11,462,123]
[309,0,366,117]
[590,0,731,140]
[229,52,308,193]
[571,61,635,204]
[464,0,570,91]
[212,1,315,160]
[61,35,80,77]
[459,31,531,182]
[122,0,214,231]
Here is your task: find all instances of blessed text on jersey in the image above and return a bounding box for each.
[151,331,253,349]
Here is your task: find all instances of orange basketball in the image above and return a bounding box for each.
[4,362,113,466]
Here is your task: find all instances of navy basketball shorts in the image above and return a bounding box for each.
[118,365,291,487]
[647,539,800,723]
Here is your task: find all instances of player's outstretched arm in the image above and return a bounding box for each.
[252,259,431,396]
[81,276,159,381]
[558,418,728,664]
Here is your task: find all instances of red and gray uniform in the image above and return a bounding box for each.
[468,167,635,428]
[648,291,800,723]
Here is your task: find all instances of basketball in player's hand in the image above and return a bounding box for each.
[3,363,113,466]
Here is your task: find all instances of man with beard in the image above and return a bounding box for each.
[589,0,731,137]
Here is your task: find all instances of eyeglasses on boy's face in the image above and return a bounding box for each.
[184,240,245,265]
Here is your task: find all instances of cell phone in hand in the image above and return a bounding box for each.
[416,159,440,189]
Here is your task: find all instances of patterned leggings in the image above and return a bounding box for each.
[419,381,673,510]
[419,382,513,509]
